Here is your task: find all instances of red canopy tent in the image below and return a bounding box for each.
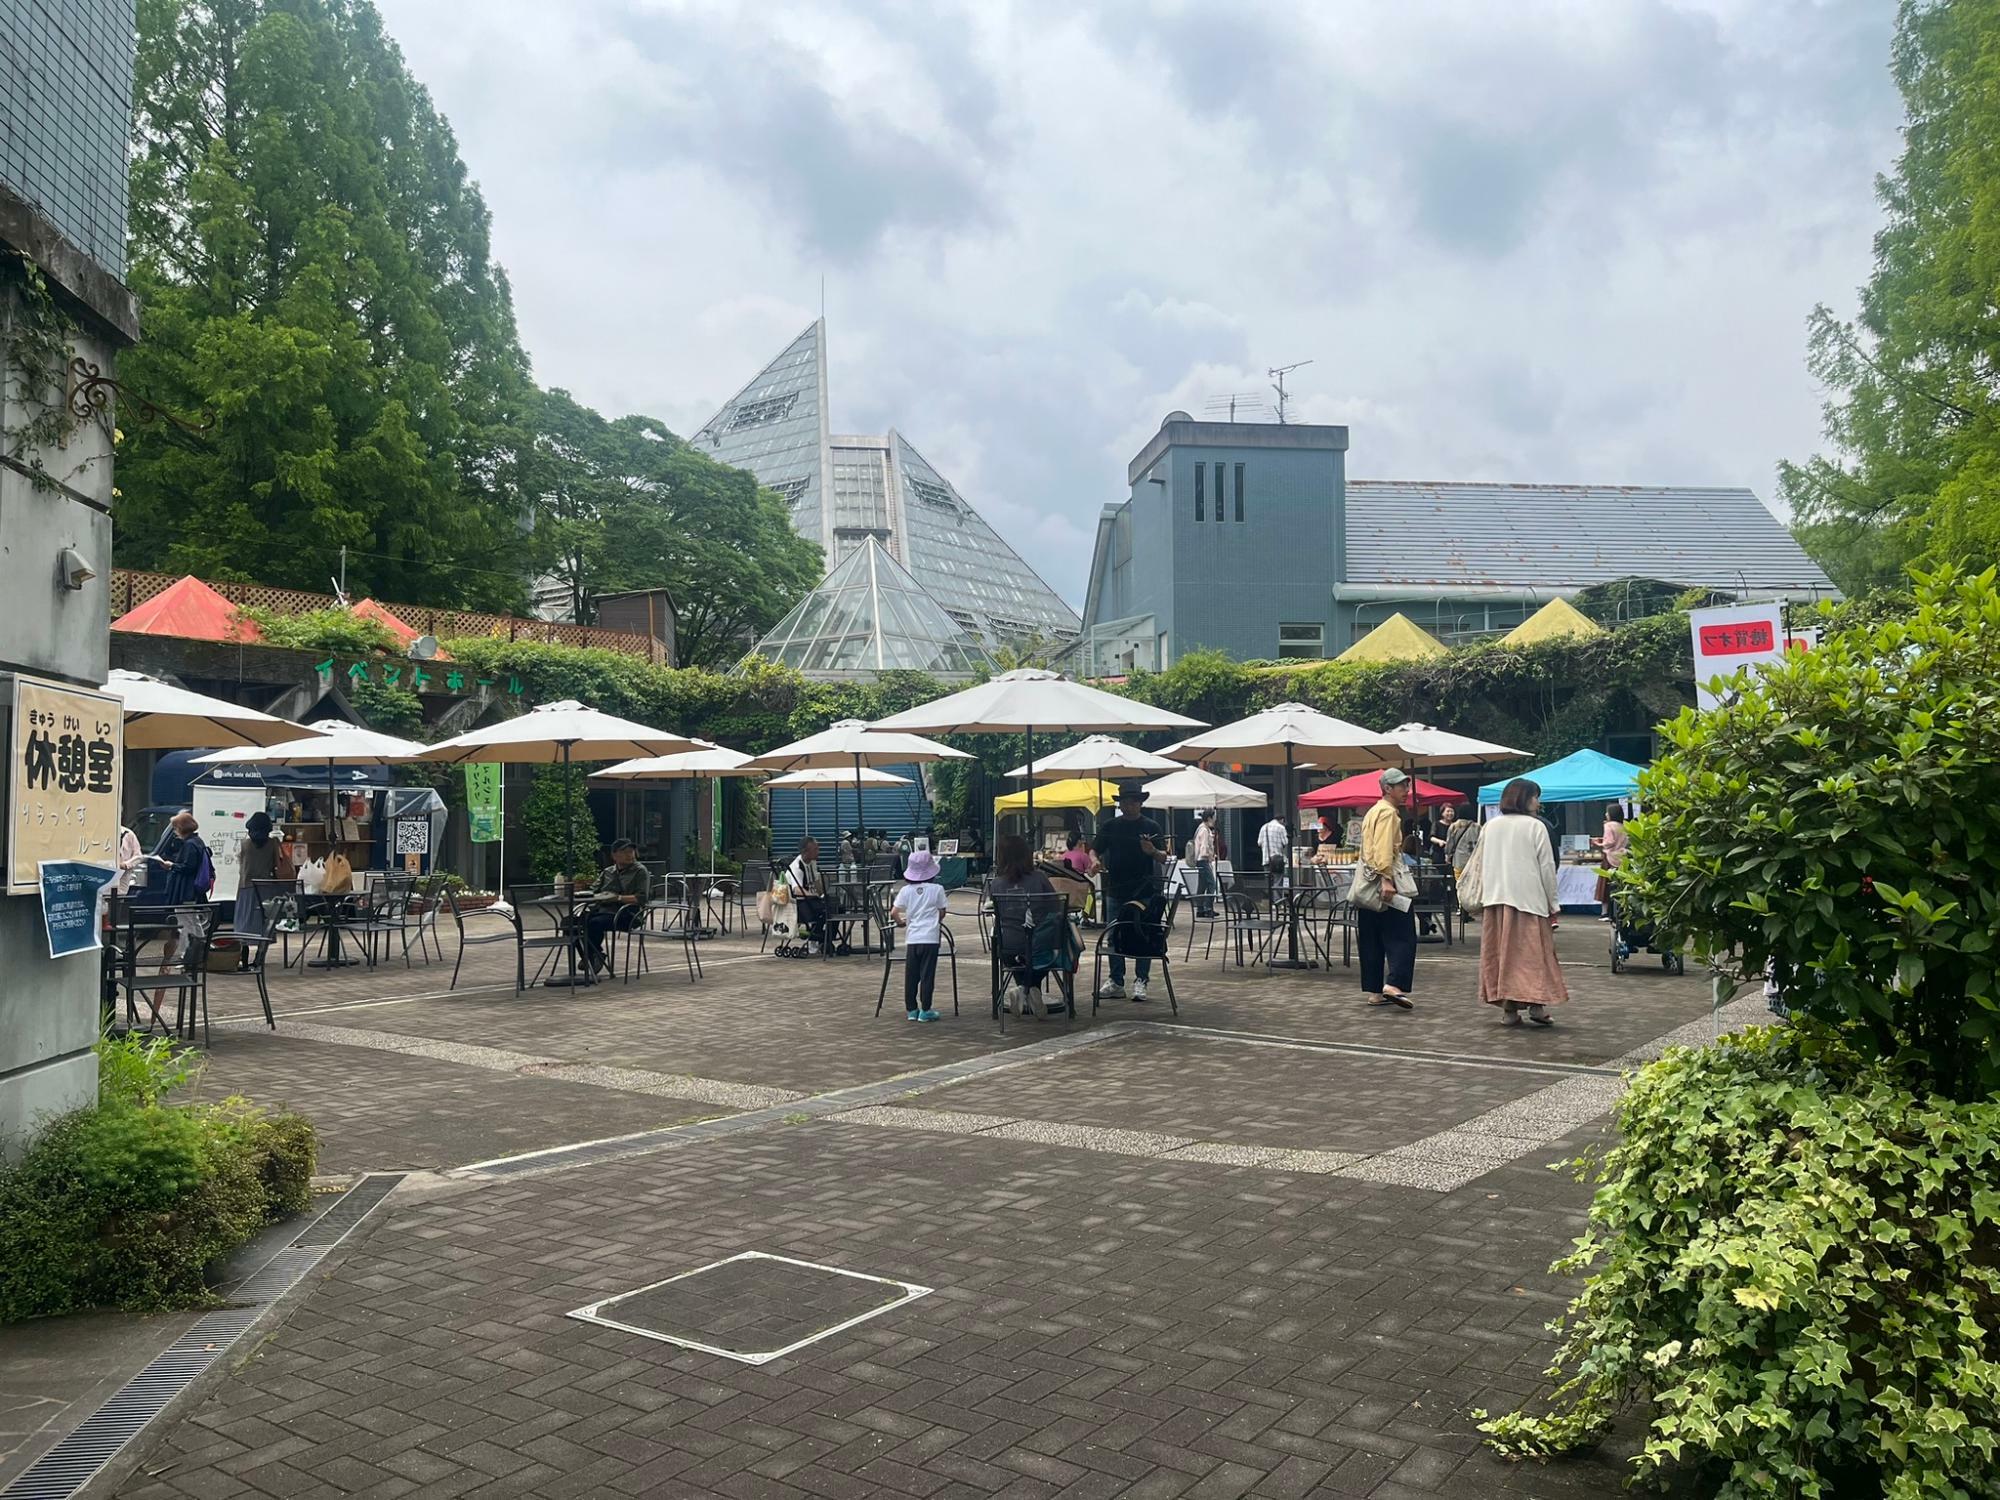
[1299,769,1460,810]
[111,576,263,643]
[350,598,451,659]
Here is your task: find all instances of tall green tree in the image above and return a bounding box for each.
[532,389,822,670]
[1781,0,2000,594]
[116,0,538,609]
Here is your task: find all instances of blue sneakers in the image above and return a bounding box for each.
[917,1009,940,1022]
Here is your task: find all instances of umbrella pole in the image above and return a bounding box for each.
[564,743,581,989]
[855,752,869,953]
[1272,742,1310,969]
[1025,727,1035,861]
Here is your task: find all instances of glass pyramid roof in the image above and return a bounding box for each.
[750,538,990,680]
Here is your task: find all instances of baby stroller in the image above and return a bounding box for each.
[757,884,815,958]
[1609,892,1685,974]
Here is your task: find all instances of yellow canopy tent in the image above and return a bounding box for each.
[994,777,1112,815]
[1501,597,1602,647]
[1336,612,1448,664]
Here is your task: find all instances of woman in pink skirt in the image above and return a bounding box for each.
[1478,778,1569,1026]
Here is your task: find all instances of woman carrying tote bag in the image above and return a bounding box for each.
[1477,777,1569,1027]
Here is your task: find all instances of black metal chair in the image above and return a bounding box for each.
[1412,865,1457,946]
[988,889,1075,1033]
[207,904,277,1031]
[1092,888,1182,1016]
[250,877,305,969]
[403,871,448,964]
[620,876,701,983]
[113,903,218,1044]
[447,890,527,991]
[507,883,581,987]
[738,861,771,945]
[339,873,417,968]
[870,883,958,1020]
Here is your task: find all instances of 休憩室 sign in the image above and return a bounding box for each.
[9,674,124,895]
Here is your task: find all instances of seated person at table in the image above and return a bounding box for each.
[782,837,828,951]
[582,839,649,973]
[989,834,1057,1013]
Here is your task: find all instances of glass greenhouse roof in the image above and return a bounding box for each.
[750,538,990,680]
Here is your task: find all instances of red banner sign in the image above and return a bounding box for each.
[1698,621,1775,657]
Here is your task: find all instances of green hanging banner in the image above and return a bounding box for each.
[465,764,502,843]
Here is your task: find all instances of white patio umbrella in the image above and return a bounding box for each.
[748,719,969,854]
[1165,703,1399,967]
[1003,735,1181,781]
[105,668,322,749]
[1381,722,1526,767]
[591,743,764,883]
[763,767,913,869]
[194,720,428,846]
[419,700,699,987]
[1139,766,1268,811]
[870,669,1203,836]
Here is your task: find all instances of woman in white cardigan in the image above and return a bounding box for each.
[1478,778,1570,1026]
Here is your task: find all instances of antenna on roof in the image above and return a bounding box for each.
[1203,392,1263,423]
[1268,360,1314,424]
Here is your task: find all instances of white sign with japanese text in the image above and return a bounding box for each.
[1689,603,1788,711]
[9,675,124,895]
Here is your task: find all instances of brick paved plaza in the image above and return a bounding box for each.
[6,896,1756,1499]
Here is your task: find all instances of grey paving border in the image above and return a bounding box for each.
[215,1018,804,1109]
[0,1175,405,1500]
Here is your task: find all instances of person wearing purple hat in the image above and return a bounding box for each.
[892,840,949,1021]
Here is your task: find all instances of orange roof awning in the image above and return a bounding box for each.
[111,576,263,643]
[350,598,449,660]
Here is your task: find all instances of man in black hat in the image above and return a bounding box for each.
[1095,782,1169,1000]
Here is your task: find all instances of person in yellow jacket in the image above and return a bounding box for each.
[1357,769,1416,1009]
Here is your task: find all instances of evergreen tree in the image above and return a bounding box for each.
[533,389,822,669]
[1781,0,2000,593]
[117,0,538,609]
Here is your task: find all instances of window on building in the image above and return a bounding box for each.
[1234,463,1245,522]
[1193,463,1204,521]
[1278,623,1325,659]
[1215,464,1226,523]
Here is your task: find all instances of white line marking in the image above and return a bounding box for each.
[568,1251,930,1366]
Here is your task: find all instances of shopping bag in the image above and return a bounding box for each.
[1457,843,1485,918]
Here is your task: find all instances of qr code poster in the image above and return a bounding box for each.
[394,818,431,855]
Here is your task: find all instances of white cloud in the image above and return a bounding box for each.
[375,0,1902,603]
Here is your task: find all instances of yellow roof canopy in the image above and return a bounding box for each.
[1501,597,1602,647]
[994,777,1112,815]
[1336,612,1448,664]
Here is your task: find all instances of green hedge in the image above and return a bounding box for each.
[0,1036,317,1321]
[1480,1026,2000,1496]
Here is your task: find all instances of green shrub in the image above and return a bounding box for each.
[1479,1027,2000,1496]
[0,1095,318,1321]
[1622,566,2000,1098]
[94,1029,198,1108]
[348,677,423,737]
[245,606,399,655]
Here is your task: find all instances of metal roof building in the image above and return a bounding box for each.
[1076,413,1836,676]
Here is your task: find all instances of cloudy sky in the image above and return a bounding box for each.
[375,0,1902,609]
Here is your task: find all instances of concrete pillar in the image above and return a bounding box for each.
[0,186,140,1151]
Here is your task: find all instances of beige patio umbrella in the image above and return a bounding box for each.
[762,766,914,871]
[870,669,1202,834]
[1380,722,1526,767]
[591,743,765,881]
[749,718,969,853]
[193,720,429,847]
[105,668,322,749]
[1165,703,1399,967]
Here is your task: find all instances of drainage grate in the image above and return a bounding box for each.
[569,1252,931,1366]
[292,1171,405,1246]
[1,1179,403,1500]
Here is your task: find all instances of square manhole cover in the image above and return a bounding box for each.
[568,1252,931,1365]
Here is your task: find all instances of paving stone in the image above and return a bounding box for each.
[1261,1149,1365,1175]
[827,1105,1014,1134]
[986,1120,1197,1156]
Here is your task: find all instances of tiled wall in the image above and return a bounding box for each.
[0,0,135,276]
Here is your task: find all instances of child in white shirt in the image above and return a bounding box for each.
[891,846,949,1021]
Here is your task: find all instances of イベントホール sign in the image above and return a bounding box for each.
[10,675,124,895]
[1688,603,1795,712]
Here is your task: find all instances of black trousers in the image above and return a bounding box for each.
[584,905,641,965]
[904,943,939,1011]
[796,896,826,943]
[1357,905,1416,993]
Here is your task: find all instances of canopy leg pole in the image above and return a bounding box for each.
[855,752,868,954]
[1025,727,1035,859]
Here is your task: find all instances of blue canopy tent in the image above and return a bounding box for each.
[1478,748,1646,808]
